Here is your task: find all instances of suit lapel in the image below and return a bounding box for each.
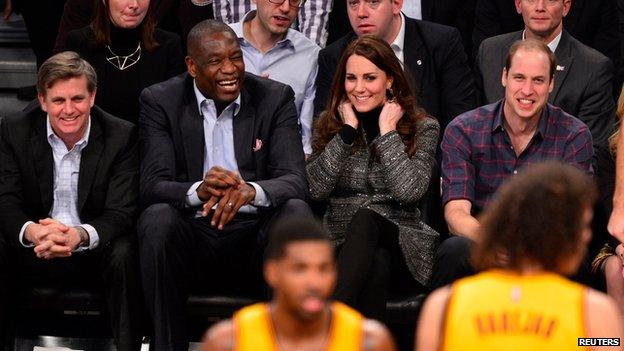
[30,115,54,213]
[550,31,573,103]
[403,18,425,93]
[180,79,205,181]
[77,113,103,212]
[233,86,255,181]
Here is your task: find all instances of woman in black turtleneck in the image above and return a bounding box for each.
[65,0,184,124]
[307,36,440,319]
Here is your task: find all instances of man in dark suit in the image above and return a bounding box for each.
[472,0,620,70]
[314,0,477,132]
[475,0,615,148]
[0,52,141,350]
[138,20,310,351]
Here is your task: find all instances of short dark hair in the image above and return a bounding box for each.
[37,51,97,96]
[504,39,556,80]
[265,217,331,261]
[473,161,597,273]
[186,19,238,58]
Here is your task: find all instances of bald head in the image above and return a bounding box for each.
[186,19,239,60]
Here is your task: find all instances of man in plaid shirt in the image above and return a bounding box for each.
[429,39,594,289]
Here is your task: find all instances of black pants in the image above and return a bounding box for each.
[335,208,424,320]
[0,234,143,351]
[138,199,312,351]
[18,0,67,68]
[429,235,475,290]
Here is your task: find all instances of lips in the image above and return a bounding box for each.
[352,94,371,102]
[273,15,291,26]
[216,77,240,94]
[301,296,325,313]
[516,98,535,109]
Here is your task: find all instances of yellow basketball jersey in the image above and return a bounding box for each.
[442,270,586,351]
[233,302,364,351]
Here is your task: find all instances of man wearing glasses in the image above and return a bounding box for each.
[229,0,320,155]
[313,0,478,132]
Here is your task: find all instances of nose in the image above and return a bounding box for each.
[521,79,534,95]
[278,0,292,12]
[534,0,546,10]
[220,58,237,74]
[128,0,139,9]
[357,2,368,18]
[354,78,366,92]
[62,100,76,115]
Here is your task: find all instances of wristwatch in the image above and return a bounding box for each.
[75,226,90,248]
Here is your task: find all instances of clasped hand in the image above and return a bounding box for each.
[197,166,256,230]
[24,218,82,260]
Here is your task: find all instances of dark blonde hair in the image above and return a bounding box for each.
[505,39,556,80]
[473,161,596,273]
[91,0,159,51]
[37,51,97,96]
[312,35,428,156]
[609,85,624,155]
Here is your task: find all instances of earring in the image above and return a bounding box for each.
[386,87,396,103]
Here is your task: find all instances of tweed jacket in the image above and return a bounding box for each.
[306,117,440,285]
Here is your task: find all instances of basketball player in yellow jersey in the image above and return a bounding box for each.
[202,217,397,351]
[416,162,624,351]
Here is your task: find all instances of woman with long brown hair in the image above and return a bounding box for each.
[306,35,439,319]
[64,0,185,124]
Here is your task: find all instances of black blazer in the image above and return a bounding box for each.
[139,72,308,210]
[314,16,478,131]
[472,0,620,69]
[476,30,616,147]
[65,26,185,123]
[0,104,139,249]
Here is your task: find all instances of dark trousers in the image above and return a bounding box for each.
[138,199,312,351]
[0,234,143,351]
[429,235,475,290]
[335,208,424,320]
[18,0,67,68]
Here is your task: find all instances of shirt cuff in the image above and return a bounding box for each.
[19,221,35,248]
[79,224,100,250]
[186,181,204,207]
[339,125,357,144]
[248,182,271,207]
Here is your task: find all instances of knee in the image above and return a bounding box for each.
[105,236,138,273]
[436,236,473,261]
[138,203,181,249]
[279,198,312,218]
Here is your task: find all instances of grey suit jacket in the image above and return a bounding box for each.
[476,30,615,146]
[139,72,307,211]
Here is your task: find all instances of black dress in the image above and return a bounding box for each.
[65,25,185,124]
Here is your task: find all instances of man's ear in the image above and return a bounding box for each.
[38,92,47,112]
[264,260,278,288]
[501,67,508,88]
[514,0,522,14]
[185,56,197,78]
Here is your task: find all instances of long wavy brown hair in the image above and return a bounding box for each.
[91,0,159,51]
[609,84,624,155]
[312,35,428,156]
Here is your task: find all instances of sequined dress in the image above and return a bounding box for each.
[306,116,440,285]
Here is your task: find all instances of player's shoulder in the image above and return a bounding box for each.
[202,319,234,351]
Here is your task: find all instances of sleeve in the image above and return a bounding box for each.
[253,85,309,206]
[440,119,476,206]
[577,56,616,148]
[305,132,353,201]
[298,0,332,47]
[435,27,479,129]
[299,61,319,155]
[563,124,595,175]
[83,127,139,246]
[313,49,333,118]
[139,88,197,209]
[0,120,33,247]
[374,118,440,204]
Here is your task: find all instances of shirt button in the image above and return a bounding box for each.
[510,146,514,149]
[513,170,518,174]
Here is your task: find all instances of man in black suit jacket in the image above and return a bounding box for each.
[475,0,615,147]
[472,0,621,80]
[314,0,477,132]
[0,52,141,350]
[138,20,310,351]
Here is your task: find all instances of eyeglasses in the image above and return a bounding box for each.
[267,0,306,8]
[347,0,382,10]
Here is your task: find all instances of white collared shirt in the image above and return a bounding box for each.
[522,29,563,52]
[19,116,100,250]
[185,81,271,215]
[390,13,407,65]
